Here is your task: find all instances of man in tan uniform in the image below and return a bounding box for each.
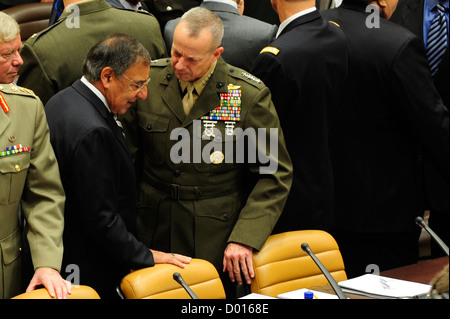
[122,7,292,297]
[0,12,69,299]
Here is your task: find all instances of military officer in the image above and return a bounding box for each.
[121,7,292,298]
[0,12,69,299]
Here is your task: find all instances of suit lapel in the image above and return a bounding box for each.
[72,80,132,157]
[160,71,186,123]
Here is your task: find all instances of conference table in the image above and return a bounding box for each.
[312,257,448,299]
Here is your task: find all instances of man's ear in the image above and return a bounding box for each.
[100,67,115,87]
[376,0,387,11]
[213,46,224,60]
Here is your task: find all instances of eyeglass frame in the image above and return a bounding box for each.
[121,73,151,92]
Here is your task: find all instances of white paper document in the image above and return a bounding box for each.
[337,274,432,299]
[278,288,339,299]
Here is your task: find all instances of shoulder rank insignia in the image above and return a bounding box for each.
[260,46,280,56]
[328,21,341,28]
[0,92,10,114]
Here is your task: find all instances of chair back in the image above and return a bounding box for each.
[12,285,100,299]
[251,230,347,297]
[120,258,226,299]
[3,3,52,41]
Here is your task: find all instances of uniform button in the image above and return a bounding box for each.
[14,165,21,172]
[174,169,181,177]
[147,124,152,131]
[166,6,173,11]
[223,213,229,220]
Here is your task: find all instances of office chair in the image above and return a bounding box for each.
[12,285,100,299]
[251,230,347,297]
[119,258,226,299]
[2,3,53,41]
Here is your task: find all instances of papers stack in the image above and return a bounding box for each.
[337,274,432,299]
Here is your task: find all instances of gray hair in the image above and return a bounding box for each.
[82,33,151,82]
[179,7,224,50]
[0,12,20,44]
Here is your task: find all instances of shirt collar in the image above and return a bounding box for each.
[203,0,238,10]
[81,76,112,114]
[276,7,317,39]
[119,0,141,11]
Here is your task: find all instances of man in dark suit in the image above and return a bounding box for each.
[45,34,190,298]
[321,0,449,278]
[164,0,278,71]
[391,0,449,258]
[250,0,348,233]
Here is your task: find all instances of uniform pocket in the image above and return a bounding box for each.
[192,120,241,173]
[136,182,164,247]
[0,152,30,205]
[0,227,23,299]
[137,110,170,165]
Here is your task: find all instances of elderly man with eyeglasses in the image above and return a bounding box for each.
[44,33,191,299]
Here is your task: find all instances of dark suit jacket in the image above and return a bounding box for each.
[164,1,278,71]
[250,10,348,232]
[391,0,449,213]
[45,80,154,298]
[321,1,449,233]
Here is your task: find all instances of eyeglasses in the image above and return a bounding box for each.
[121,74,151,92]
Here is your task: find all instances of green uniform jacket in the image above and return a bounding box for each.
[17,0,167,105]
[121,57,293,271]
[0,84,65,299]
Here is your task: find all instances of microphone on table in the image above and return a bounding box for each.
[173,272,199,299]
[415,216,449,256]
[301,243,347,299]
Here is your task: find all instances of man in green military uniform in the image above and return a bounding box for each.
[0,12,69,299]
[17,0,168,105]
[122,7,292,297]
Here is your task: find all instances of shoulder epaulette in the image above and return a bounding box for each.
[0,84,37,98]
[260,46,280,56]
[328,20,341,28]
[151,58,171,67]
[24,18,65,46]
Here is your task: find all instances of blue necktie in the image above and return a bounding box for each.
[426,3,448,77]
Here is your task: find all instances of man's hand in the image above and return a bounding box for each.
[26,267,72,299]
[151,250,192,268]
[223,243,254,285]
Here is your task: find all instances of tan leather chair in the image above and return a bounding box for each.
[2,3,52,41]
[120,258,226,299]
[251,230,347,297]
[12,285,100,299]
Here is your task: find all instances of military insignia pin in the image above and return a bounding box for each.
[210,151,224,165]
